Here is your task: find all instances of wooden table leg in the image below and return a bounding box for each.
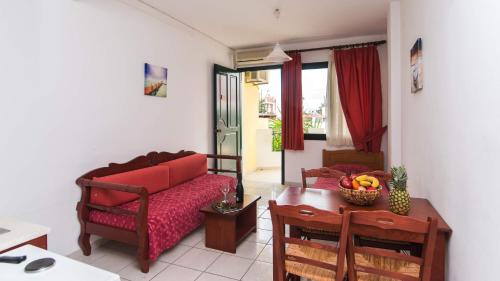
[431,233,447,281]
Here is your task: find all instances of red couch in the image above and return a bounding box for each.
[76,151,240,273]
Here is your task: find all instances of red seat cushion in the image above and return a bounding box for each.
[159,153,207,186]
[90,165,170,207]
[88,174,236,260]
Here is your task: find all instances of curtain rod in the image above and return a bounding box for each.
[289,40,386,53]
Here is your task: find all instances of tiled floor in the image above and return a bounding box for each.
[244,169,281,184]
[68,179,287,281]
[244,172,287,209]
[69,207,275,281]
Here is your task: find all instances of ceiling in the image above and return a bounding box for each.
[141,0,391,49]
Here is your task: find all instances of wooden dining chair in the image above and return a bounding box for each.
[301,167,346,189]
[300,168,345,242]
[345,210,438,281]
[269,200,350,281]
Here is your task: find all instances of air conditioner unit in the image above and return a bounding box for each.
[245,71,268,85]
[235,47,275,68]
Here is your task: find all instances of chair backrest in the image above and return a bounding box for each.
[301,167,346,189]
[346,210,438,281]
[269,200,349,281]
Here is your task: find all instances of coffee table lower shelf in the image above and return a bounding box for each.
[200,194,261,253]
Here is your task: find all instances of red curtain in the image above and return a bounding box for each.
[334,46,386,152]
[281,52,304,150]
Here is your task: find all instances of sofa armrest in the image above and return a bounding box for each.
[75,178,149,237]
[206,154,241,173]
[206,154,242,189]
[206,154,242,182]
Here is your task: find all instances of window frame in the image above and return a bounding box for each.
[302,62,328,140]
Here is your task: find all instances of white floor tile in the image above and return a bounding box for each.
[245,168,281,184]
[193,240,222,253]
[259,210,271,219]
[245,229,273,244]
[151,264,201,281]
[180,228,205,246]
[257,208,267,218]
[195,272,237,281]
[230,240,265,260]
[206,254,253,280]
[91,251,135,273]
[242,261,273,281]
[68,245,109,264]
[174,248,221,271]
[118,260,169,281]
[158,244,192,263]
[257,218,273,231]
[256,244,273,263]
[103,241,137,255]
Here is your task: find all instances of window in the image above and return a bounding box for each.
[302,62,328,138]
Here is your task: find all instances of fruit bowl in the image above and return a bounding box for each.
[338,175,382,206]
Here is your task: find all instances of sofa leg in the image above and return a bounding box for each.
[137,240,149,273]
[137,253,149,273]
[78,233,91,256]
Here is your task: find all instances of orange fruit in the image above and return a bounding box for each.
[352,180,360,190]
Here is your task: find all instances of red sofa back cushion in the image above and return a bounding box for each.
[90,165,170,207]
[159,153,207,186]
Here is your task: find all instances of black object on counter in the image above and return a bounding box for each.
[0,255,27,264]
[24,258,56,273]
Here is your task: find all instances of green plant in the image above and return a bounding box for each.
[269,118,282,152]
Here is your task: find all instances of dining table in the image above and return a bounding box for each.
[274,186,452,281]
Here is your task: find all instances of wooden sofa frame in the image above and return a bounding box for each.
[75,150,241,273]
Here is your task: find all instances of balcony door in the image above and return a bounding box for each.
[213,64,241,170]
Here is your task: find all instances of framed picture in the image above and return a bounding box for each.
[410,38,423,93]
[144,63,167,97]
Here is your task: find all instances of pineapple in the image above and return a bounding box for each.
[389,166,410,215]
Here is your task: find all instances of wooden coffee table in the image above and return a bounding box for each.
[200,194,261,253]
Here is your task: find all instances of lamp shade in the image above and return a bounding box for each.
[265,43,292,63]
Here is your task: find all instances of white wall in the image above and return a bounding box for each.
[0,0,232,255]
[256,129,281,168]
[387,1,402,168]
[282,35,389,183]
[399,1,500,280]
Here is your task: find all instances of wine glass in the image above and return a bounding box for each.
[220,184,231,204]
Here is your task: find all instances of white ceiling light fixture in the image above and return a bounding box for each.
[266,42,292,63]
[265,9,292,63]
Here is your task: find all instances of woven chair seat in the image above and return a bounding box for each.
[285,244,345,281]
[355,253,420,281]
